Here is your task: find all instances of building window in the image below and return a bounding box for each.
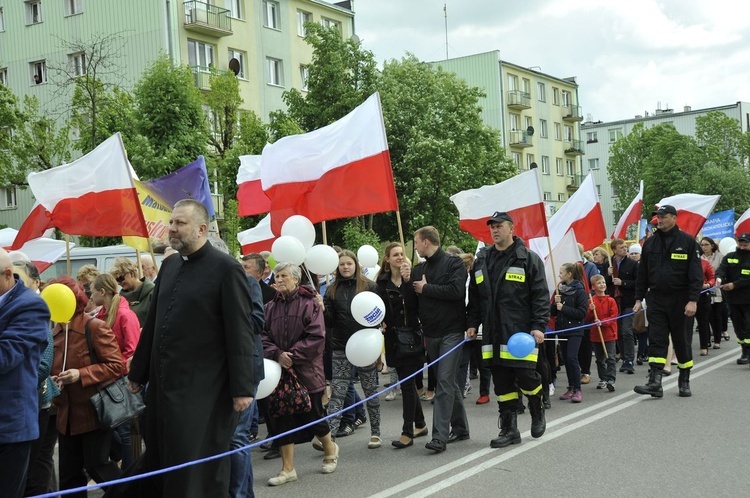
[537,82,546,102]
[0,68,7,86]
[609,128,623,142]
[30,60,47,85]
[543,192,552,201]
[522,78,531,94]
[263,0,279,29]
[188,40,214,69]
[512,152,521,170]
[225,0,242,19]
[1,187,17,209]
[564,125,574,141]
[266,57,283,86]
[507,74,517,91]
[64,0,83,16]
[554,122,561,140]
[552,87,559,105]
[596,184,601,196]
[586,131,598,143]
[509,113,520,131]
[300,65,310,91]
[561,90,571,107]
[556,158,563,176]
[588,158,600,170]
[0,7,5,32]
[297,10,312,36]
[69,52,86,77]
[321,17,341,31]
[541,156,550,175]
[228,49,246,79]
[539,119,548,138]
[558,193,566,202]
[526,153,534,170]
[524,116,533,130]
[26,1,43,25]
[566,159,575,177]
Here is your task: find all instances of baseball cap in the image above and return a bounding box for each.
[651,205,677,217]
[486,211,514,225]
[628,244,642,254]
[737,233,750,242]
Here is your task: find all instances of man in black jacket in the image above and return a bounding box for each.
[715,233,750,365]
[412,226,469,453]
[633,205,702,398]
[607,238,639,374]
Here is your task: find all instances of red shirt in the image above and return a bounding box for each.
[586,294,618,342]
[96,298,141,371]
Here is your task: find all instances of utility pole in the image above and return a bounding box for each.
[444,3,448,60]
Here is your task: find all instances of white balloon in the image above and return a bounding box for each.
[305,245,339,275]
[350,291,386,327]
[281,215,316,250]
[719,237,737,256]
[345,328,384,367]
[362,264,381,282]
[256,359,282,400]
[357,245,380,268]
[272,236,306,266]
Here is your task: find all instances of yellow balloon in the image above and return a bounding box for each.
[40,283,76,323]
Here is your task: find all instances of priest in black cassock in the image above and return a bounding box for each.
[127,199,256,498]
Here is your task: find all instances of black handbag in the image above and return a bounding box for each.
[84,319,146,429]
[386,288,425,359]
[267,368,312,417]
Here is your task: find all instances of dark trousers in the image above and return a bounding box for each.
[24,407,53,496]
[543,339,560,383]
[490,365,542,411]
[560,335,583,389]
[728,304,750,343]
[577,333,592,375]
[0,440,32,498]
[427,365,437,392]
[594,341,617,383]
[709,302,724,343]
[646,294,693,369]
[58,429,122,498]
[396,363,426,437]
[695,293,712,349]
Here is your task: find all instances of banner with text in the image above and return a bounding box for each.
[702,209,735,241]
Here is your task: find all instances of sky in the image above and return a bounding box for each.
[352,0,750,123]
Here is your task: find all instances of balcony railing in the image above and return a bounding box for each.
[564,139,584,155]
[184,1,232,36]
[563,104,583,122]
[567,174,586,191]
[190,66,226,90]
[509,130,533,148]
[507,90,531,109]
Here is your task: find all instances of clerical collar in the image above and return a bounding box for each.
[181,241,211,261]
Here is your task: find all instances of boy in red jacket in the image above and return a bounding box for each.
[588,275,619,391]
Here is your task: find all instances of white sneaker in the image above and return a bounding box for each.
[549,384,555,396]
[385,390,397,401]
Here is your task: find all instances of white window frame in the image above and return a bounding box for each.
[609,128,623,142]
[543,192,552,201]
[26,1,43,25]
[554,122,561,141]
[509,113,520,131]
[65,0,83,17]
[266,57,283,86]
[0,68,7,86]
[297,10,312,37]
[526,153,534,170]
[512,152,522,170]
[586,131,598,143]
[522,78,531,94]
[30,60,47,85]
[588,158,600,170]
[1,186,18,210]
[263,0,279,30]
[566,159,575,177]
[188,39,214,69]
[539,119,548,138]
[556,158,563,176]
[300,65,310,91]
[228,49,246,79]
[507,74,517,91]
[321,17,341,31]
[564,124,574,141]
[537,82,546,102]
[561,90,571,107]
[552,87,559,105]
[558,193,566,202]
[524,116,533,130]
[541,156,550,175]
[69,52,86,77]
[0,7,5,32]
[225,0,242,19]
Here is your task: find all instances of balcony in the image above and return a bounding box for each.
[190,66,226,91]
[509,130,533,148]
[566,174,586,192]
[564,139,584,156]
[563,104,583,122]
[184,1,232,37]
[506,90,531,110]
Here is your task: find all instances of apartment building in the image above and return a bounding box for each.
[432,50,585,218]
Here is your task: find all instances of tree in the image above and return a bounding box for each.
[695,111,748,168]
[133,56,208,179]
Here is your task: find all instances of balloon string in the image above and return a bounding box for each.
[62,322,69,372]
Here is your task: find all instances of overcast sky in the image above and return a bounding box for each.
[352,0,750,123]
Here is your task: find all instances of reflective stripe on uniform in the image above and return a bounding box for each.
[499,344,538,362]
[740,338,750,345]
[678,360,694,369]
[482,344,493,359]
[520,384,542,396]
[649,356,667,365]
[497,392,519,402]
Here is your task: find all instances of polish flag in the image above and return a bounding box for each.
[611,181,643,239]
[261,92,398,234]
[236,155,271,216]
[238,214,276,255]
[541,229,581,297]
[12,133,148,249]
[656,193,720,237]
[0,228,72,273]
[450,170,548,244]
[735,207,750,235]
[545,173,606,251]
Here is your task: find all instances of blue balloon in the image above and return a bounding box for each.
[507,332,536,358]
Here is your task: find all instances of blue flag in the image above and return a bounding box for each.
[144,156,215,218]
[702,210,735,240]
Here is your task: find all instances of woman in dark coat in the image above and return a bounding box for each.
[376,243,428,449]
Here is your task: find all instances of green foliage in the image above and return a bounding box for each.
[77,236,122,248]
[267,110,303,142]
[222,199,241,257]
[340,220,381,251]
[204,71,243,158]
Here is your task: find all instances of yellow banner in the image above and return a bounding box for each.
[123,180,172,251]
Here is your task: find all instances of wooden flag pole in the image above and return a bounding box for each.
[396,210,405,248]
[65,234,71,277]
[545,237,560,297]
[148,245,159,274]
[135,249,143,279]
[322,221,328,246]
[589,294,608,359]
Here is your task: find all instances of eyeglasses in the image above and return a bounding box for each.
[115,275,126,283]
[700,243,711,246]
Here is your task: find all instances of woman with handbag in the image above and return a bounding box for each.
[91,273,141,470]
[376,243,428,449]
[50,277,124,497]
[262,262,337,486]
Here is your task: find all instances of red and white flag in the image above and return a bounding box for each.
[1,228,71,273]
[261,92,398,234]
[450,170,548,244]
[541,229,581,297]
[238,214,276,255]
[656,193,720,237]
[612,180,643,239]
[12,133,148,249]
[735,207,750,236]
[544,172,606,251]
[236,155,271,216]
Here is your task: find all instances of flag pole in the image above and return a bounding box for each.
[545,237,560,296]
[65,234,71,277]
[149,245,159,274]
[322,221,328,246]
[135,249,144,279]
[396,210,405,248]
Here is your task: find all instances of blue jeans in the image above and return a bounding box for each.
[560,335,583,389]
[113,421,133,470]
[229,400,256,498]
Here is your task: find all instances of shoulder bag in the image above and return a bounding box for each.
[85,319,146,430]
[268,367,312,417]
[387,288,425,359]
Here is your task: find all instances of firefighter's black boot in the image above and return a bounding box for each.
[490,410,521,448]
[678,368,692,397]
[633,368,663,397]
[528,396,546,438]
[737,345,750,365]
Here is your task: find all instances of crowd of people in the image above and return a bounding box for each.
[2,202,749,497]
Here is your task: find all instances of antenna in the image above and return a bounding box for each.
[444,3,448,60]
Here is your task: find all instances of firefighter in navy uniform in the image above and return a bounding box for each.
[633,205,702,398]
[467,212,550,448]
[715,233,750,365]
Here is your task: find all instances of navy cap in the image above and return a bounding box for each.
[486,211,514,225]
[651,204,677,217]
[738,233,750,242]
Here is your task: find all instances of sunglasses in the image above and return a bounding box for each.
[115,275,126,283]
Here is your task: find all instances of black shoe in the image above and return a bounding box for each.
[528,397,546,439]
[413,426,429,438]
[659,369,672,376]
[737,353,750,365]
[263,449,281,460]
[335,425,354,438]
[636,356,644,366]
[446,432,470,444]
[516,404,526,415]
[542,396,552,410]
[260,440,273,451]
[353,415,367,429]
[392,438,414,449]
[425,438,446,453]
[678,369,692,397]
[634,369,663,398]
[384,382,395,388]
[491,411,521,448]
[469,372,478,380]
[622,361,635,374]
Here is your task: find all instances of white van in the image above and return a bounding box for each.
[40,245,164,280]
